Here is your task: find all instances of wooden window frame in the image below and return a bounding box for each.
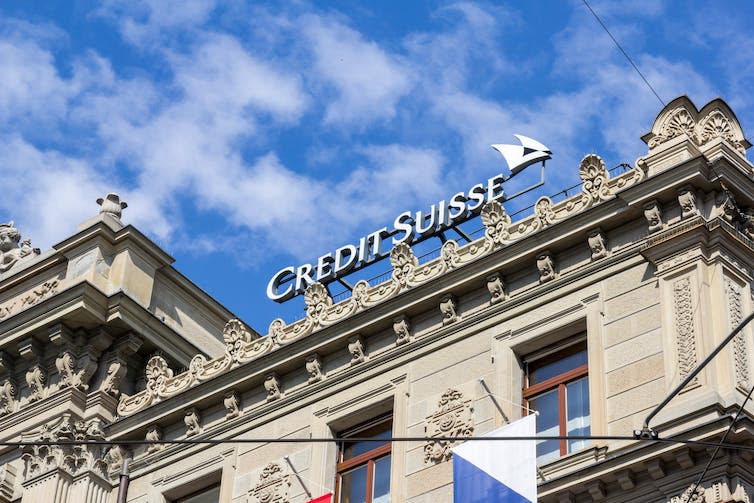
[335,417,392,503]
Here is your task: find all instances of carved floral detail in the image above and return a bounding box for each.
[699,111,736,147]
[439,294,459,325]
[725,278,750,390]
[348,335,366,365]
[424,389,474,463]
[481,201,511,246]
[304,283,332,325]
[534,197,556,228]
[305,354,324,383]
[393,315,411,345]
[251,462,290,503]
[224,319,253,362]
[56,350,97,391]
[390,243,418,288]
[650,107,695,148]
[579,154,612,203]
[25,364,46,403]
[674,278,699,387]
[145,355,173,395]
[486,273,505,305]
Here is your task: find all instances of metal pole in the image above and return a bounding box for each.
[116,458,131,503]
[636,311,754,439]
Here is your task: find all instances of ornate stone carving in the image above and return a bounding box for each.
[25,364,46,403]
[184,408,202,437]
[579,154,612,203]
[390,242,418,288]
[674,277,699,387]
[713,190,740,224]
[223,319,253,363]
[668,483,706,503]
[251,462,290,503]
[439,294,459,325]
[534,197,556,227]
[424,389,474,464]
[96,193,128,220]
[224,390,241,419]
[587,229,608,260]
[304,283,332,326]
[725,277,750,390]
[145,425,164,454]
[348,335,366,365]
[649,107,696,148]
[537,251,556,283]
[393,314,411,345]
[741,208,754,240]
[486,273,505,305]
[305,354,324,383]
[0,279,60,320]
[677,185,699,219]
[21,416,107,481]
[100,361,126,397]
[0,379,15,416]
[0,222,40,273]
[103,445,129,478]
[644,200,664,233]
[56,350,97,391]
[699,111,738,149]
[264,373,282,402]
[481,200,511,246]
[145,354,173,396]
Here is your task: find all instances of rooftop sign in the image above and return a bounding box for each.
[267,136,551,302]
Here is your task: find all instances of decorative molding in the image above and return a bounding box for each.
[424,389,473,464]
[0,278,59,321]
[673,277,699,387]
[184,408,202,437]
[725,277,750,390]
[587,228,608,260]
[224,390,241,419]
[100,361,126,397]
[251,462,290,503]
[644,200,664,233]
[305,354,324,383]
[579,154,612,205]
[439,294,459,325]
[537,251,556,283]
[393,314,412,346]
[481,200,511,247]
[348,335,366,366]
[486,273,506,305]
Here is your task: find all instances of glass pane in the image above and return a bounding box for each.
[339,465,368,503]
[566,377,590,453]
[529,348,587,385]
[177,486,220,503]
[342,421,392,460]
[528,389,559,464]
[372,455,391,503]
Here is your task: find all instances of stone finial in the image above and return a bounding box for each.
[0,222,40,273]
[587,229,608,260]
[97,193,127,220]
[643,200,663,233]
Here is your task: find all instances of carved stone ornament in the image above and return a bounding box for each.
[424,388,474,464]
[96,193,127,220]
[537,251,556,283]
[677,185,699,219]
[56,350,97,391]
[481,200,511,246]
[713,190,740,224]
[100,361,126,397]
[725,277,750,390]
[304,282,332,326]
[145,425,164,454]
[0,278,59,321]
[439,294,459,325]
[251,462,290,503]
[223,319,253,362]
[103,445,130,478]
[348,335,366,365]
[0,379,16,416]
[393,314,412,346]
[25,363,46,403]
[579,154,612,203]
[184,408,202,437]
[486,273,505,305]
[264,373,282,402]
[668,483,706,503]
[390,242,418,288]
[21,416,107,481]
[0,222,40,273]
[741,208,754,240]
[643,200,664,233]
[674,277,699,387]
[305,354,324,383]
[587,229,608,260]
[224,390,241,419]
[145,354,173,396]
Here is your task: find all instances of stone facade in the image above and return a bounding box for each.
[0,97,751,502]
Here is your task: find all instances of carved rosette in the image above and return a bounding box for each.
[264,373,282,402]
[486,273,505,305]
[481,200,511,247]
[348,335,366,365]
[305,354,324,383]
[643,200,664,233]
[439,294,459,325]
[424,389,474,464]
[251,462,290,503]
[537,251,556,283]
[304,283,332,326]
[390,243,418,288]
[393,315,412,346]
[579,154,612,204]
[674,278,699,387]
[725,278,750,390]
[224,390,241,419]
[587,229,608,260]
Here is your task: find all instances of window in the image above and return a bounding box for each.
[175,485,220,503]
[523,339,590,464]
[336,415,392,503]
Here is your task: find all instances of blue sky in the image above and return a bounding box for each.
[2,0,753,333]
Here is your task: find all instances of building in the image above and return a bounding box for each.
[0,96,753,503]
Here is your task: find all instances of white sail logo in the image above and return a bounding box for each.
[491,135,552,176]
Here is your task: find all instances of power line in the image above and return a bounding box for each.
[581,0,665,106]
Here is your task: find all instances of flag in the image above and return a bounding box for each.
[452,415,537,502]
[306,493,332,503]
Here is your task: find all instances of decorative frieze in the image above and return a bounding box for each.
[393,315,412,346]
[725,277,750,390]
[251,462,290,503]
[673,277,699,387]
[486,273,505,305]
[587,229,608,260]
[264,373,282,402]
[439,294,459,325]
[424,388,474,464]
[224,390,241,419]
[184,408,202,437]
[305,354,324,383]
[348,335,366,365]
[0,278,59,321]
[644,200,664,233]
[537,251,556,283]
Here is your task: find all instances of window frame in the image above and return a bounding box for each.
[523,337,589,459]
[173,483,221,503]
[335,414,392,503]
